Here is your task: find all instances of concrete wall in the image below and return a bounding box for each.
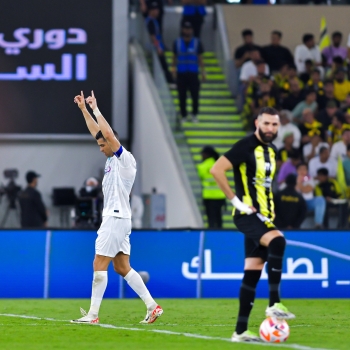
[131,47,201,228]
[0,140,103,228]
[223,5,350,55]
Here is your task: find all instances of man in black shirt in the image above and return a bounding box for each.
[18,171,47,228]
[274,174,307,229]
[211,107,295,342]
[234,29,261,69]
[139,0,171,33]
[317,100,338,130]
[146,2,174,84]
[262,31,294,73]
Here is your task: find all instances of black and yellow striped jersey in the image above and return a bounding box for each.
[224,134,277,220]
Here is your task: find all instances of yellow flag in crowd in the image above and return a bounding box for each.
[337,156,348,197]
[319,16,331,51]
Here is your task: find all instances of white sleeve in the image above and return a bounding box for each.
[265,64,270,76]
[294,45,305,73]
[292,125,301,148]
[313,46,322,64]
[114,146,136,169]
[303,143,310,159]
[330,143,339,160]
[308,159,317,178]
[329,159,338,177]
[239,63,248,81]
[347,33,350,47]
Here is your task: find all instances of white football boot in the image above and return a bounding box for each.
[139,305,163,324]
[70,307,99,324]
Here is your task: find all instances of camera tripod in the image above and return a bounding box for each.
[0,197,20,228]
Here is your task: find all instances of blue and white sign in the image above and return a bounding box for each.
[0,229,349,298]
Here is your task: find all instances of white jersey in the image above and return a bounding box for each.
[102,146,136,219]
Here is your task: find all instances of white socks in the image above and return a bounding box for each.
[124,269,157,311]
[88,271,108,316]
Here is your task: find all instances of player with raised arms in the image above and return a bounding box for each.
[71,91,163,324]
[210,107,295,342]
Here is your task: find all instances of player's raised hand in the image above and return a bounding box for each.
[74,91,86,110]
[86,90,97,111]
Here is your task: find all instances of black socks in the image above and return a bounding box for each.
[235,270,261,334]
[267,236,286,307]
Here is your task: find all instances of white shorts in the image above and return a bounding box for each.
[95,216,131,257]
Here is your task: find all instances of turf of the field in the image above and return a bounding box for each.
[0,298,348,350]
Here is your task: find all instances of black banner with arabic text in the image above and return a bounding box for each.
[0,0,112,134]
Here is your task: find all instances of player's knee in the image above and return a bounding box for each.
[268,236,286,256]
[113,265,128,276]
[93,271,107,283]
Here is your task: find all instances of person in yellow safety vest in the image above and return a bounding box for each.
[197,146,226,228]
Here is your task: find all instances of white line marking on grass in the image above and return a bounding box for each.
[0,313,334,350]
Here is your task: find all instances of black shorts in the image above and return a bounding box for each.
[234,213,278,262]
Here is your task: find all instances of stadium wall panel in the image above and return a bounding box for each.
[0,229,349,298]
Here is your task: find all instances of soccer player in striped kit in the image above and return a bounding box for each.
[71,91,163,324]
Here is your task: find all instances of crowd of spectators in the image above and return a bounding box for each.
[234,28,350,228]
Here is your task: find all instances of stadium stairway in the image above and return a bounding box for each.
[165,52,246,228]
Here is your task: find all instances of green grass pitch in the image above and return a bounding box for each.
[0,299,349,350]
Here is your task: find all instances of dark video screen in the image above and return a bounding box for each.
[0,0,112,134]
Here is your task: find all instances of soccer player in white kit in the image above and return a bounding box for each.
[71,91,163,324]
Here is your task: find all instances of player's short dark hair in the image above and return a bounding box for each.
[312,68,321,75]
[272,30,282,38]
[302,34,314,44]
[317,167,329,176]
[258,107,278,117]
[95,129,119,141]
[332,31,342,38]
[242,29,253,37]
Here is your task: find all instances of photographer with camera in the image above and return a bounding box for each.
[18,171,48,228]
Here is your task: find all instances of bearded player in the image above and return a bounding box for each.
[211,107,295,342]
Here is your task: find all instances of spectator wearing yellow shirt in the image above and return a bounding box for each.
[298,108,324,145]
[327,112,350,146]
[334,68,350,102]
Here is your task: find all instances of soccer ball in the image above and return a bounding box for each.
[259,317,290,342]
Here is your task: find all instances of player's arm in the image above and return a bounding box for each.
[210,156,256,214]
[85,91,121,152]
[74,91,100,138]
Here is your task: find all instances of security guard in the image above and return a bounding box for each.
[172,21,205,123]
[197,146,226,228]
[182,0,207,39]
[146,2,174,84]
[18,171,48,228]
